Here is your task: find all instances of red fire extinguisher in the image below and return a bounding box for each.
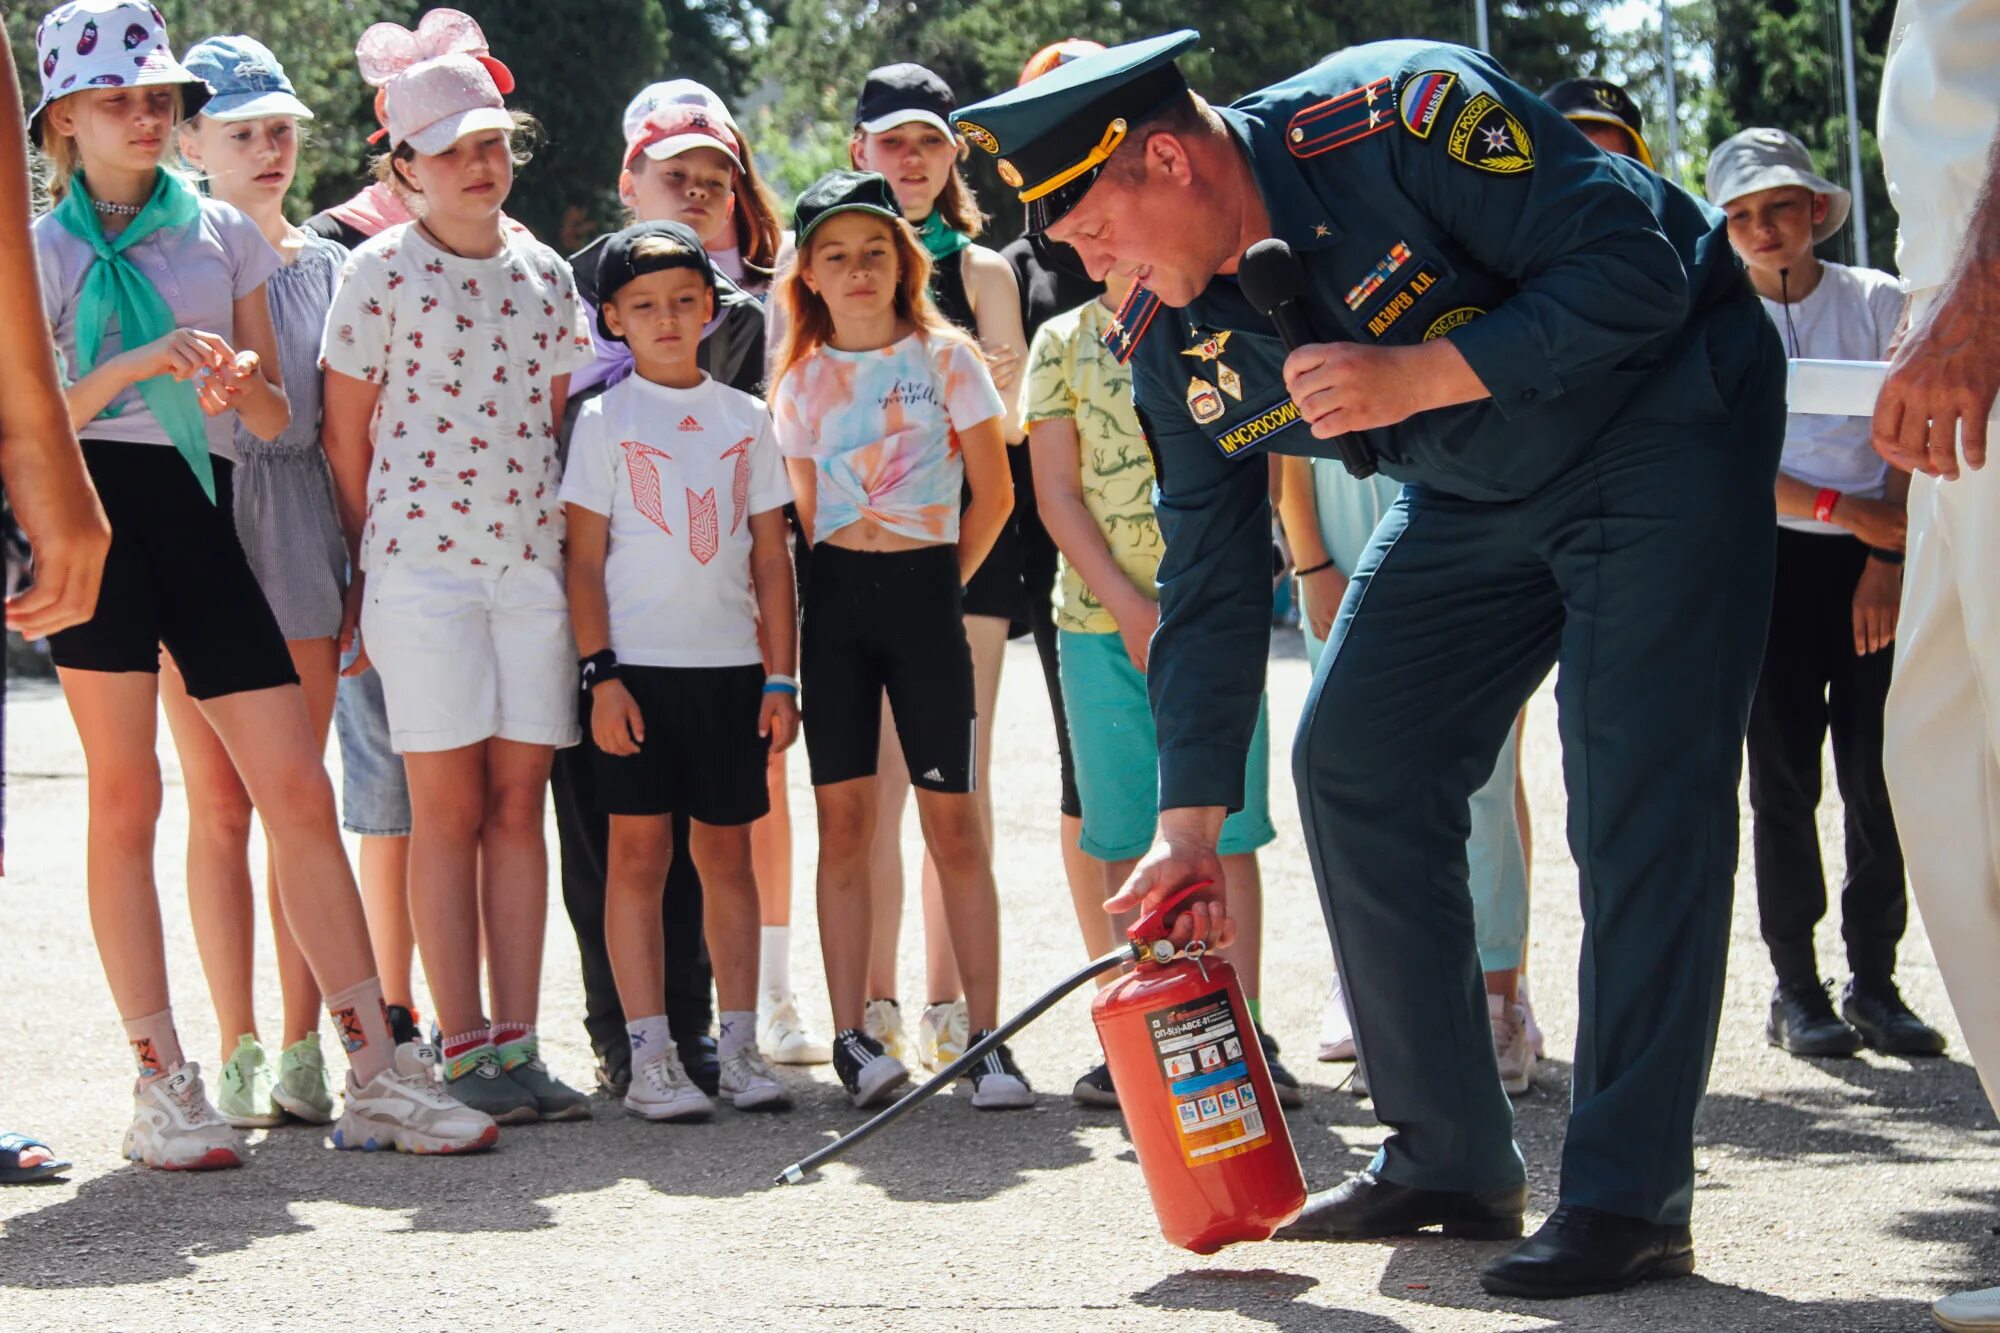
[1092,880,1307,1254]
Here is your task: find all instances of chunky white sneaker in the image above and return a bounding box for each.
[125,1064,244,1171]
[917,999,969,1073]
[718,1046,792,1111]
[863,998,910,1064]
[334,1044,499,1155]
[1518,974,1546,1058]
[624,1048,713,1122]
[1935,1285,2000,1331]
[1491,993,1537,1097]
[1318,976,1356,1062]
[759,989,831,1065]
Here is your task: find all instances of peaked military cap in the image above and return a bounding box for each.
[1542,76,1654,169]
[950,29,1200,232]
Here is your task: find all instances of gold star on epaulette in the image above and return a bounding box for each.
[1313,223,1331,238]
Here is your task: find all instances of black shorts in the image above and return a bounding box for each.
[588,664,771,823]
[48,442,298,700]
[800,544,976,792]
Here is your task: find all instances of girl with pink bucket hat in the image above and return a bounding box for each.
[27,0,497,1167]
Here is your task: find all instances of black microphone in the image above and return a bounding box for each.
[1238,238,1377,479]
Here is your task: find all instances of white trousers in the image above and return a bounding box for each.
[1884,355,2000,1117]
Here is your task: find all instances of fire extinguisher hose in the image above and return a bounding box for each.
[774,945,1132,1185]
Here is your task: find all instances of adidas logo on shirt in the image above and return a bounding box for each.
[677,415,702,432]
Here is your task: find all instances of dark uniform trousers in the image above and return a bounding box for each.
[1297,294,1786,1225]
[1747,529,1906,990]
[552,688,713,1071]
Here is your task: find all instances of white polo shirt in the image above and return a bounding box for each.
[1878,0,2000,294]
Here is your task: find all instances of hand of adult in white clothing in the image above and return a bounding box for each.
[1872,261,2000,479]
[1105,808,1235,952]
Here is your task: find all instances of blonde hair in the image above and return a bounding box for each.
[36,84,187,203]
[848,128,987,239]
[771,212,975,394]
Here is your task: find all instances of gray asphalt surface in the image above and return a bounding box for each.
[2,634,1995,1331]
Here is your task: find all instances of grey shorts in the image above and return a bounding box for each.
[334,650,412,836]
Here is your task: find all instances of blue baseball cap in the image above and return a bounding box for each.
[181,35,313,122]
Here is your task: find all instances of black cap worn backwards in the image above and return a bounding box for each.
[1542,77,1654,169]
[594,220,716,343]
[949,30,1200,232]
[791,170,905,247]
[854,62,957,134]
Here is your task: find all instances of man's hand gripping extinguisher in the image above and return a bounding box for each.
[775,880,1306,1254]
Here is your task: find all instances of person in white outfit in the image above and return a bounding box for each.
[1871,1,2000,1328]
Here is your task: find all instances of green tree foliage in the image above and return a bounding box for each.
[1705,0,1894,270]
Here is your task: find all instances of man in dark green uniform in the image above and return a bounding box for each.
[954,32,1784,1298]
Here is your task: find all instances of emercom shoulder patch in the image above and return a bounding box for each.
[1398,70,1456,140]
[1446,93,1535,175]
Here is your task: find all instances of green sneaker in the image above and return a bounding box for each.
[272,1034,336,1125]
[499,1039,591,1122]
[217,1034,282,1129]
[443,1047,540,1126]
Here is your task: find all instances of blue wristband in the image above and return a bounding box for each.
[763,681,799,696]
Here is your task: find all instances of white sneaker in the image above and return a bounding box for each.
[917,999,969,1073]
[624,1048,713,1122]
[863,997,911,1064]
[1491,993,1536,1097]
[1519,975,1546,1058]
[1318,975,1356,1061]
[759,989,831,1065]
[1935,1286,2000,1331]
[334,1044,499,1155]
[718,1046,792,1111]
[125,1064,244,1171]
[1348,1060,1370,1099]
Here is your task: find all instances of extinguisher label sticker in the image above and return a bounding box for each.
[1145,988,1270,1167]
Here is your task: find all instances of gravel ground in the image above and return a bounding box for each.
[2,635,1996,1332]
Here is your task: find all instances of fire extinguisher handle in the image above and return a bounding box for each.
[1126,878,1216,946]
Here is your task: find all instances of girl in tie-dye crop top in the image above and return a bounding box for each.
[772,330,1002,544]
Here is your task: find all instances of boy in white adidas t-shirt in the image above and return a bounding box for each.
[559,222,801,1121]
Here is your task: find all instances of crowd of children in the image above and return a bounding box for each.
[7,0,1945,1178]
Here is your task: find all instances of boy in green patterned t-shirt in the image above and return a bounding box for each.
[1022,274,1297,1110]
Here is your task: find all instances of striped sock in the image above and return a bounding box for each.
[442,1027,491,1080]
[492,1021,536,1069]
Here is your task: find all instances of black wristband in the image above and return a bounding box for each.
[1866,546,1905,566]
[578,649,620,691]
[1294,558,1337,579]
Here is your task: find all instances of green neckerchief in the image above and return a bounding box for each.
[53,171,216,503]
[915,209,972,264]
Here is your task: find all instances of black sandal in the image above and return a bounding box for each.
[0,1130,70,1183]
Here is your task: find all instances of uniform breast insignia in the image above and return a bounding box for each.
[1446,93,1534,174]
[1101,285,1163,365]
[1398,70,1456,140]
[1217,364,1243,400]
[1363,263,1441,339]
[1182,330,1243,400]
[1187,375,1226,424]
[1422,306,1485,340]
[1345,241,1412,311]
[1214,399,1302,457]
[1286,76,1394,158]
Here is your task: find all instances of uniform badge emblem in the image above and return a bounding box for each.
[1217,364,1243,400]
[1398,71,1456,140]
[1345,242,1412,311]
[959,121,1000,154]
[1422,306,1486,340]
[1446,94,1534,175]
[1181,330,1233,362]
[1187,376,1225,424]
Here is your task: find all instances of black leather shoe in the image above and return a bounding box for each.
[1479,1204,1695,1298]
[1273,1170,1526,1241]
[1767,979,1864,1057]
[1257,1026,1306,1109]
[1842,978,1948,1056]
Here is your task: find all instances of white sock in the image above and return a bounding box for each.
[626,1014,672,1067]
[760,925,792,997]
[718,1010,757,1062]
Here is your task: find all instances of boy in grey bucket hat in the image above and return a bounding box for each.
[1709,125,1946,1066]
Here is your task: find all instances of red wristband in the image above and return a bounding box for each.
[1814,488,1842,524]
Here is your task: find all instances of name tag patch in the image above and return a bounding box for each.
[1422,305,1486,340]
[1398,71,1456,140]
[1215,398,1302,457]
[1447,93,1534,174]
[1363,263,1441,339]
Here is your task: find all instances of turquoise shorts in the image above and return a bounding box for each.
[1059,629,1276,861]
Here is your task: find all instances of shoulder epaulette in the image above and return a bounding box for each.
[1101,284,1162,365]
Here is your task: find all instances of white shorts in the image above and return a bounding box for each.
[360,559,580,753]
